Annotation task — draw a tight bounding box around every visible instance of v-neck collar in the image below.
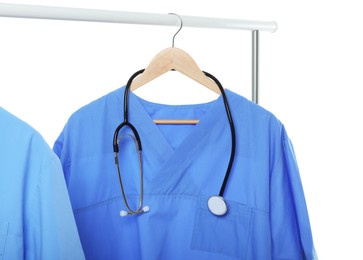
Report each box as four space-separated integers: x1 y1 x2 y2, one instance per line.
129 90 224 155
115 87 232 193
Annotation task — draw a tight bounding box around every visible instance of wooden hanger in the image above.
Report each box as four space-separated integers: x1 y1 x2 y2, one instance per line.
130 13 221 125
130 47 221 125
130 47 221 95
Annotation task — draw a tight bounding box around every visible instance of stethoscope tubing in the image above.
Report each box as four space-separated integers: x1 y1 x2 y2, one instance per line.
202 71 236 197
113 69 236 216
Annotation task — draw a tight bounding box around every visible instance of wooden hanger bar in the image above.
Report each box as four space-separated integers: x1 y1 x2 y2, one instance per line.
153 119 199 125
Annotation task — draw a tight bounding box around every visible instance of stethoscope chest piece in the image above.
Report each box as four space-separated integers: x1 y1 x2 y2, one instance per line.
208 195 227 216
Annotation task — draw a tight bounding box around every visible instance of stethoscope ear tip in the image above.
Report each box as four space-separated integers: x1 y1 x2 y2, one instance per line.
120 206 150 217
120 210 128 217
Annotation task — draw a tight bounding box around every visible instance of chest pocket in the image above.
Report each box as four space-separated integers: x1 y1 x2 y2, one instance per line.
191 200 253 259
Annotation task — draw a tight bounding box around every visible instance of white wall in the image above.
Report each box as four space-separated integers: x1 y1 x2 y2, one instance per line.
1 1 362 259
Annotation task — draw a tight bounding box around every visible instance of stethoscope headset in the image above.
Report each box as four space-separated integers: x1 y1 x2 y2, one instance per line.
112 14 236 217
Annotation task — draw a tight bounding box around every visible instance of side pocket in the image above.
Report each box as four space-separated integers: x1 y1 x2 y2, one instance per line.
191 200 253 259
0 222 23 260
0 222 9 260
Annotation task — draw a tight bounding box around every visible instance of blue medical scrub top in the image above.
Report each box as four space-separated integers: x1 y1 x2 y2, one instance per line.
54 87 317 259
0 107 85 260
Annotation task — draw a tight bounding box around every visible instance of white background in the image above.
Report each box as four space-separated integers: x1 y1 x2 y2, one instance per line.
1 1 362 259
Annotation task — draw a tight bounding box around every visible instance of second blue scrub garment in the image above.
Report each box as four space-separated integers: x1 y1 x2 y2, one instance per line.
54 87 317 259
0 107 85 260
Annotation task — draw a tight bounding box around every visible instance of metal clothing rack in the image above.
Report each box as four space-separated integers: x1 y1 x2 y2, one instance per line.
0 3 277 104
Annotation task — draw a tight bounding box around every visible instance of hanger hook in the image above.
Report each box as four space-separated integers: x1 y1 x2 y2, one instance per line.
169 13 183 48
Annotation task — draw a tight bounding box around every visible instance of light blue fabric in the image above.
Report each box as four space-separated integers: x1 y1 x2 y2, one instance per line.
0 107 85 260
54 87 317 259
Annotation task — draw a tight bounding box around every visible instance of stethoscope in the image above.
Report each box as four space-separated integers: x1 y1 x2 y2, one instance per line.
113 69 236 217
